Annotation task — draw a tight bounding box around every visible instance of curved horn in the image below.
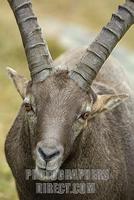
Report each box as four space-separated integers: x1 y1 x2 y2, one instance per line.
7 0 53 82
69 0 134 90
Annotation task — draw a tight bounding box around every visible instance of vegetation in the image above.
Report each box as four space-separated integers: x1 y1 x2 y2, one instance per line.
0 0 134 199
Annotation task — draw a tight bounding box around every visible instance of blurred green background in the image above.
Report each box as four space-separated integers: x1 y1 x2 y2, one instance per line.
0 0 134 199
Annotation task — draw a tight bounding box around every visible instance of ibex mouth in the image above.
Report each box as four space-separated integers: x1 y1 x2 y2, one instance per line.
35 165 59 181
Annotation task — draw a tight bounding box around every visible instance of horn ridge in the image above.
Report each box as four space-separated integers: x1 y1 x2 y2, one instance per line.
69 1 134 90
8 0 53 82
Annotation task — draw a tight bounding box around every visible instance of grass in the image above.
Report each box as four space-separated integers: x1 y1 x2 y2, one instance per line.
0 0 134 199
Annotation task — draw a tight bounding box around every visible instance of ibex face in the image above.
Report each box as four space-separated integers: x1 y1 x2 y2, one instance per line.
23 71 93 180
7 67 128 181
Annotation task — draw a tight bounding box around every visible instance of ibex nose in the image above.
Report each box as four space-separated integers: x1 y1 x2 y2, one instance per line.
38 146 61 162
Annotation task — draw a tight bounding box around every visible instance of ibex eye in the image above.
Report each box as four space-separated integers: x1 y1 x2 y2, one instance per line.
24 103 32 112
80 112 90 120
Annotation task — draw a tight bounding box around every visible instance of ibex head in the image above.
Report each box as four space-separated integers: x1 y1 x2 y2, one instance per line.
7 0 134 180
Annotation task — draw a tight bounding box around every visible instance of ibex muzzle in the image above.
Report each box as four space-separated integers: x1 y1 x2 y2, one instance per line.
35 140 64 180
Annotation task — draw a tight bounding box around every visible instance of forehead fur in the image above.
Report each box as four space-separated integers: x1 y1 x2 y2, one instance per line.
29 71 88 103
26 71 92 130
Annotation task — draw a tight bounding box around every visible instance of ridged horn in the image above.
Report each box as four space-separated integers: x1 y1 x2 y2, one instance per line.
69 0 134 90
7 0 53 82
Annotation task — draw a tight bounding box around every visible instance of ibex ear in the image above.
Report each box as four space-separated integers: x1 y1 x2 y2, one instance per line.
7 67 28 99
92 94 128 115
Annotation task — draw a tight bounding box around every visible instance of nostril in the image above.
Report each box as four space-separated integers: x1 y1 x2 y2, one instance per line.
38 147 60 161
50 150 60 158
38 147 46 161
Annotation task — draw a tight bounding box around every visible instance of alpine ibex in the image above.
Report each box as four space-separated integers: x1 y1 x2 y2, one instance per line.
5 0 134 199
